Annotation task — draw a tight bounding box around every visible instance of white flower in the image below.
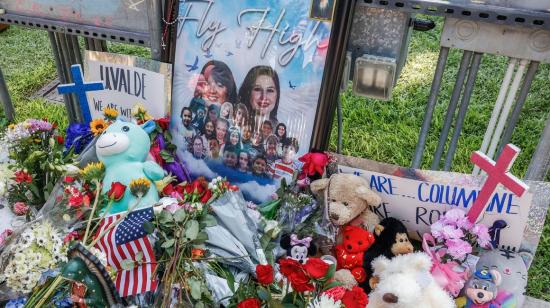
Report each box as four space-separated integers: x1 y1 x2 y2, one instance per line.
63 164 80 175
307 294 341 308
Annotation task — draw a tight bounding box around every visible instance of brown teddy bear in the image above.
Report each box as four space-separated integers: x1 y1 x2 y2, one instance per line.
310 173 381 231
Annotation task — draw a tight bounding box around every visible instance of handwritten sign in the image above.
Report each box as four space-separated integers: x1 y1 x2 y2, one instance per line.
84 51 172 120
337 165 533 250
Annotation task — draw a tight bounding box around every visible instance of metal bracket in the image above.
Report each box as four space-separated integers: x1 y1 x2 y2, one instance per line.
0 13 149 46
363 0 550 30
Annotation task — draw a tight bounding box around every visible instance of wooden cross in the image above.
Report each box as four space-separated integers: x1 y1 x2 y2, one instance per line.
467 144 529 223
57 64 104 123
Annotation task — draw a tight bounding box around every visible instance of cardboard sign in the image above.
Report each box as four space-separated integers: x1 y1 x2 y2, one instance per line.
84 51 172 120
329 154 550 252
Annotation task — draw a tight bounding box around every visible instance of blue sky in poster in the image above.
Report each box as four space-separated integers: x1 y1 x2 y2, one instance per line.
171 0 333 202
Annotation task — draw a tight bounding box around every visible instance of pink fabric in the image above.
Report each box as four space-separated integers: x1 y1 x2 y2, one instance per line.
422 233 469 297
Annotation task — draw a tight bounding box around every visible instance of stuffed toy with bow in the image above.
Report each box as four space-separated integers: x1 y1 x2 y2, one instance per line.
280 234 317 264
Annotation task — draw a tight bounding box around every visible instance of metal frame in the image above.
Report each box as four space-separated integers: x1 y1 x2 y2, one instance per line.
363 0 550 30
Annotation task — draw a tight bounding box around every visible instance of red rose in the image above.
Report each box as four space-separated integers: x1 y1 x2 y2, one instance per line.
68 193 84 207
63 231 80 244
256 264 274 285
298 152 329 177
185 179 205 196
155 117 170 130
64 176 75 183
279 258 302 278
342 286 368 308
304 258 330 279
200 189 213 203
237 298 261 308
228 184 239 191
288 270 314 292
162 183 175 196
150 143 163 164
107 182 126 201
56 135 64 145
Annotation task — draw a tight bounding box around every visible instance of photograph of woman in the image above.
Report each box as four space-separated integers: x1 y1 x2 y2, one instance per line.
220 126 242 154
233 103 249 129
201 60 238 108
220 102 234 125
238 65 280 133
275 123 287 155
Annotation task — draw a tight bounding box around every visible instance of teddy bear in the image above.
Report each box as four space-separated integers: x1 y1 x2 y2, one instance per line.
367 252 455 308
361 217 414 293
310 173 381 231
461 269 515 308
335 225 375 283
96 119 165 214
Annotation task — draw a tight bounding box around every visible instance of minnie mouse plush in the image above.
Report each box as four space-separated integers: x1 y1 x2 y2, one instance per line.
280 234 317 264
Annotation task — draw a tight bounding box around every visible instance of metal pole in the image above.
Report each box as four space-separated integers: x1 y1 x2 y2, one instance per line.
411 47 449 168
0 67 15 122
431 50 473 170
148 0 163 61
70 35 83 65
444 52 483 171
337 95 343 154
59 32 81 123
486 59 529 161
473 58 517 175
51 32 77 123
498 61 540 155
92 39 102 52
525 114 550 181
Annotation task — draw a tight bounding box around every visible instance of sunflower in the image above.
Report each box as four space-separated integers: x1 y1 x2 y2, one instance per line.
80 162 105 182
103 107 118 120
129 178 151 197
131 103 152 124
90 119 108 136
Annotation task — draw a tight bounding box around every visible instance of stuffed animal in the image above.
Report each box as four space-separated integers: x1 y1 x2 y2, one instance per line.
280 234 316 264
361 217 414 292
367 252 455 308
474 247 532 307
310 173 381 231
335 225 375 283
96 120 165 214
462 269 515 308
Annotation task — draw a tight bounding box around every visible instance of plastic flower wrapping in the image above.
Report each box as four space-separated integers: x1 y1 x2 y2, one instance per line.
0 220 67 294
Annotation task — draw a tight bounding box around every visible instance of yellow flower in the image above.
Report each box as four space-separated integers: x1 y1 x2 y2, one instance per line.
131 103 152 123
90 119 108 136
80 162 105 182
8 124 15 129
129 178 151 197
103 107 118 120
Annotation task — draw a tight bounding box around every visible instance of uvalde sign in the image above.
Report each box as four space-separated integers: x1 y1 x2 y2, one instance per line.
330 153 550 253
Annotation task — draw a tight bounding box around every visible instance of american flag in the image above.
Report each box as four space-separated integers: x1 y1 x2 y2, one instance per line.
94 207 158 297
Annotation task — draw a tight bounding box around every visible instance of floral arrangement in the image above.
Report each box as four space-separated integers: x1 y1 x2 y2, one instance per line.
5 118 77 214
231 257 368 308
0 220 67 294
429 208 491 261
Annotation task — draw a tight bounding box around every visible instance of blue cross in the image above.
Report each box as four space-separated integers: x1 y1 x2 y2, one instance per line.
57 64 104 123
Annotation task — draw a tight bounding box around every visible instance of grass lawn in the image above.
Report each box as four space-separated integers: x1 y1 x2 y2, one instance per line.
1 21 549 300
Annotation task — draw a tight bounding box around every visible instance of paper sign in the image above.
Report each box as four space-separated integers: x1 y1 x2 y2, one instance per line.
337 165 533 250
84 51 172 120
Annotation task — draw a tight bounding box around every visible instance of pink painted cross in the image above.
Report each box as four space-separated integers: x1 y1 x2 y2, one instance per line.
467 144 529 223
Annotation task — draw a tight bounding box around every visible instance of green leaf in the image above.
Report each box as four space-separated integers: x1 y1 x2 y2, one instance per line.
226 270 235 293
195 302 205 308
174 209 187 222
161 238 175 248
257 287 269 301
159 210 174 224
194 231 208 244
120 259 135 271
200 214 217 227
189 278 202 300
142 221 155 234
322 280 343 291
185 220 199 241
324 264 336 280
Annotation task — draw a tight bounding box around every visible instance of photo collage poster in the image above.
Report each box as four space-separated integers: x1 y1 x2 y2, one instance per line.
171 0 334 203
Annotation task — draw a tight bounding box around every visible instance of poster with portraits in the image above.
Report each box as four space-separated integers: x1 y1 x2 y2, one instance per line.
171 0 333 203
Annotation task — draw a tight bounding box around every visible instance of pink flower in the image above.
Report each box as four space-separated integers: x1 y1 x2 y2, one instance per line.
441 225 464 240
165 202 181 214
446 238 472 260
456 217 474 230
442 209 466 225
0 229 13 247
431 221 445 241
472 224 492 248
13 202 30 216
